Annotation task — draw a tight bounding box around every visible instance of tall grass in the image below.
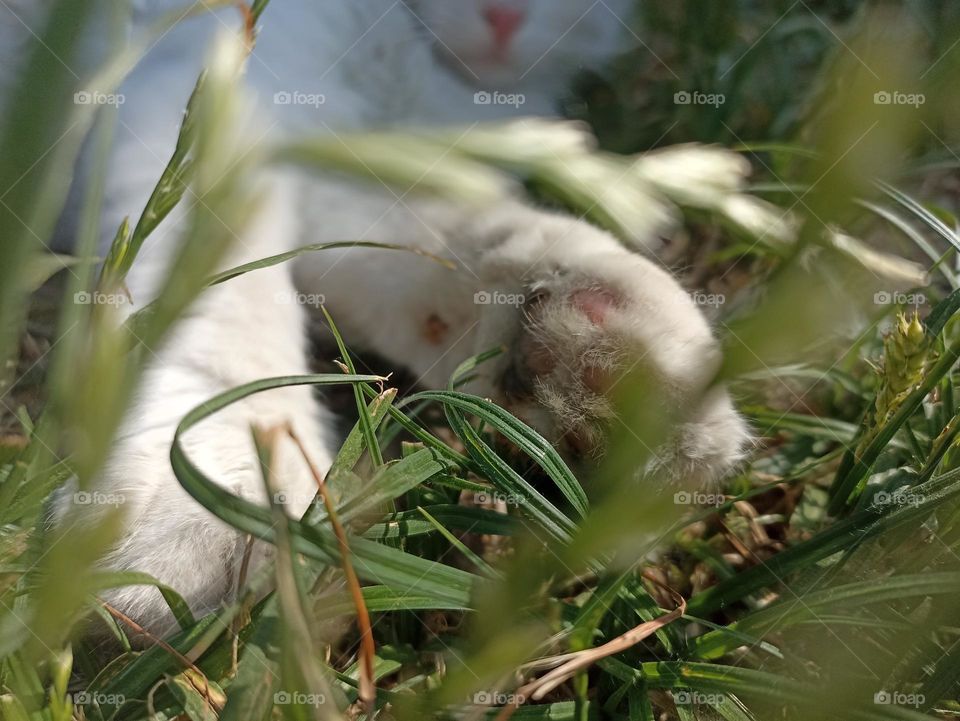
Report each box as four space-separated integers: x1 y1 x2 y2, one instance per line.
1 2 960 720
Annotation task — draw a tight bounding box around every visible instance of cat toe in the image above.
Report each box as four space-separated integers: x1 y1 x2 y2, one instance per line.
494 275 750 481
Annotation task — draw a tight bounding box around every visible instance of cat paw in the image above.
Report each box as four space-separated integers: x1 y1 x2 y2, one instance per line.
472 213 750 487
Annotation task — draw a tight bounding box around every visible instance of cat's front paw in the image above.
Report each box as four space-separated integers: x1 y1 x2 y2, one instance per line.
472 214 750 487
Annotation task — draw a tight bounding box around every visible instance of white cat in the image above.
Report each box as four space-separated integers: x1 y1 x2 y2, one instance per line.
5 0 750 636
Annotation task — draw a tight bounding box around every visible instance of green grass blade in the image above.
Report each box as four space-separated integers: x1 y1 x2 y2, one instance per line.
407 390 589 519
169 374 479 609
320 307 383 468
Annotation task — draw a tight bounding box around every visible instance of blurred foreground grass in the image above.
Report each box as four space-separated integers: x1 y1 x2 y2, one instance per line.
3 1 960 720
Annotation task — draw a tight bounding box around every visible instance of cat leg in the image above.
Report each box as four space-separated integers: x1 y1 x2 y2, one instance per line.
55 183 336 639
295 194 750 486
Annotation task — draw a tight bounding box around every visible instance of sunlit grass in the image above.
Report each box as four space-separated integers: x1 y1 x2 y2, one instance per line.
2 2 960 720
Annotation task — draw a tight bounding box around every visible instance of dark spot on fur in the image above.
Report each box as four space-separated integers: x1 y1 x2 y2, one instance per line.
423 313 449 345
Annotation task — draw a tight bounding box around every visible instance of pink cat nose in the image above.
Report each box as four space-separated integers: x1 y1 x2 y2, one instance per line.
483 5 526 49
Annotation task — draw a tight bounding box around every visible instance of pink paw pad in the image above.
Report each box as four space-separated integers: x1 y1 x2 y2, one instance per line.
568 287 621 325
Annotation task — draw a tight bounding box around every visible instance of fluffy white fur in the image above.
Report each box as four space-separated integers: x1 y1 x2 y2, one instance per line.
2 0 750 636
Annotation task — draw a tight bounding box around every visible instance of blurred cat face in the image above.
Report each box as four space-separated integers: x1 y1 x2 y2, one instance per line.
411 0 633 90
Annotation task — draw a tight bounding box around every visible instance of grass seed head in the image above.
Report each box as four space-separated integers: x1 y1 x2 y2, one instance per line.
874 311 930 428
